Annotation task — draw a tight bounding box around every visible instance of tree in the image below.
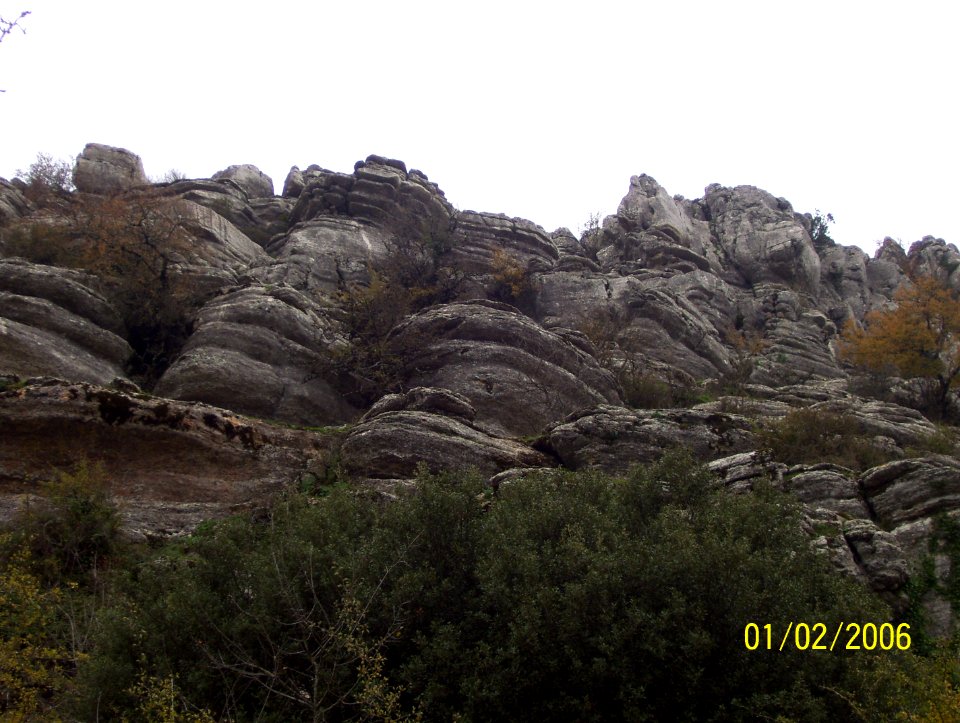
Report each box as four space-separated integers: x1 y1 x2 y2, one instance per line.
6 189 202 384
0 10 28 45
16 152 75 203
0 9 29 93
810 209 835 245
841 274 960 418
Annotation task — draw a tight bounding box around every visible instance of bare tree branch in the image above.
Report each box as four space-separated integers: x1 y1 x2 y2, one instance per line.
0 10 29 43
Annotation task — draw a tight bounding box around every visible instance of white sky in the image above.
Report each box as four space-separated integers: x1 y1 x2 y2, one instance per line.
1 1 956 252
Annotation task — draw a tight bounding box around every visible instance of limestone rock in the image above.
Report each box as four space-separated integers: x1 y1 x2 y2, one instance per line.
212 164 275 199
155 285 356 425
811 398 938 446
708 451 783 493
362 387 476 422
907 236 960 291
254 216 391 293
388 300 621 437
288 156 453 231
542 406 755 473
860 456 960 526
0 178 30 225
0 259 132 384
0 379 334 537
449 211 559 274
609 174 721 273
703 184 821 293
73 143 147 194
781 464 870 518
340 396 549 480
841 518 910 593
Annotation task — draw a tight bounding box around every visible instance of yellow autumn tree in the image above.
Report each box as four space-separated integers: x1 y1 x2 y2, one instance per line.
0 542 72 720
841 275 960 417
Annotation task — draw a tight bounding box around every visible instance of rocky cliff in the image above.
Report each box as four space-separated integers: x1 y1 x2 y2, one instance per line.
2 143 959 632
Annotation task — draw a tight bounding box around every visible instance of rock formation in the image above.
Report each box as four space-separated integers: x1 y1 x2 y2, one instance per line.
72 143 148 194
2 143 960 633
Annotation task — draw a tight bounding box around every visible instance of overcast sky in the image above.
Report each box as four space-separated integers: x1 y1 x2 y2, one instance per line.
1 1 956 252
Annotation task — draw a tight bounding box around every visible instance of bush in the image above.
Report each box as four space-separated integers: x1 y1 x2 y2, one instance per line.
4 462 121 587
15 152 74 205
756 407 896 470
71 455 944 721
490 248 538 310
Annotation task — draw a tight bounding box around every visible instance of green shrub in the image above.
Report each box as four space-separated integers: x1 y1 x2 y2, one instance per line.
756 407 897 470
3 462 121 587
72 454 946 721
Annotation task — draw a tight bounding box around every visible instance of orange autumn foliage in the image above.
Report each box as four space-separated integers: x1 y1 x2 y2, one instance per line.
841 275 960 415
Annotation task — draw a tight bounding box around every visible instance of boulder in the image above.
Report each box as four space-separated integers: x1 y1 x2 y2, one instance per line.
254 216 391 293
73 143 147 194
860 456 960 526
0 178 30 225
449 210 559 274
212 164 275 199
780 464 870 518
542 406 755 473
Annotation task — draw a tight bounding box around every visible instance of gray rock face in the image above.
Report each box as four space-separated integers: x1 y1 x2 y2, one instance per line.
155 285 356 425
388 300 621 437
543 406 755 473
840 518 910 594
362 386 476 422
0 259 132 384
781 464 870 518
340 386 549 479
0 179 30 225
704 184 821 293
212 164 275 199
286 156 453 230
907 236 960 291
449 211 559 274
608 174 721 274
73 143 147 194
255 216 390 293
861 456 960 526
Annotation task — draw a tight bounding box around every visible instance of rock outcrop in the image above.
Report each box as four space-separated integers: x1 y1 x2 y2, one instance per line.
541 406 755 472
340 386 549 480
2 142 960 637
0 259 132 384
155 285 356 425
212 164 275 200
388 300 621 437
0 379 334 538
72 143 147 194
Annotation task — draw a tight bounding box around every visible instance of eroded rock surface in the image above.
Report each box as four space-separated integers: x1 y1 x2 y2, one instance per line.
155 285 356 425
340 387 548 479
0 380 334 537
212 164 275 199
0 259 132 384
542 406 755 473
389 300 621 437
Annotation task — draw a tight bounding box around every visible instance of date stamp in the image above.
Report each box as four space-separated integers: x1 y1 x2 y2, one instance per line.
744 622 911 652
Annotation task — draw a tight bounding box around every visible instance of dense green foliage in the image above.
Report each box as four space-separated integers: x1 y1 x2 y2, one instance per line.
4 454 960 720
